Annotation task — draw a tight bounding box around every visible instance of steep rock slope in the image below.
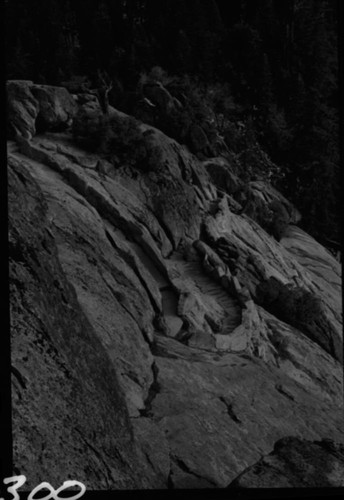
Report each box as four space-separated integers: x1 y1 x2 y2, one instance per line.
8 157 161 489
7 82 343 489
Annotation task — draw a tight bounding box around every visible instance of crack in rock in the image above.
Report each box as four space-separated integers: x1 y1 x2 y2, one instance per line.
169 455 218 488
219 396 242 424
11 365 27 390
275 384 295 401
139 362 160 418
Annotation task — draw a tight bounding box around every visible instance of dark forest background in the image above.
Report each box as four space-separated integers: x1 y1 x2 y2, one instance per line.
5 0 341 251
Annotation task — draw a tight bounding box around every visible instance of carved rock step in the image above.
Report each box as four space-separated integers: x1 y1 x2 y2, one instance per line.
176 260 242 334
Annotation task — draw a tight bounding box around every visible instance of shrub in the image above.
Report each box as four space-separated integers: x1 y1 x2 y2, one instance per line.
256 278 323 334
97 115 147 166
73 110 163 171
72 108 106 151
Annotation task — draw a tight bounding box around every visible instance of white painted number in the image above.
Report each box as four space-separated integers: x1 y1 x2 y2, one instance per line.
55 481 86 500
28 482 56 500
3 476 26 500
28 480 86 500
2 476 86 500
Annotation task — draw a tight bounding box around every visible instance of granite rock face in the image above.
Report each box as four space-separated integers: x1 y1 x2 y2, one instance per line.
7 80 77 139
7 84 343 489
8 157 161 490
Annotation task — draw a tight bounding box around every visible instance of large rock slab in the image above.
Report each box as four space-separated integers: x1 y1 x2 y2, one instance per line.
9 146 158 417
8 157 160 489
149 333 343 487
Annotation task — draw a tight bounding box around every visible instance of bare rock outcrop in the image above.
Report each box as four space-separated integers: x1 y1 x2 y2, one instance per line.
7 80 77 139
7 84 343 488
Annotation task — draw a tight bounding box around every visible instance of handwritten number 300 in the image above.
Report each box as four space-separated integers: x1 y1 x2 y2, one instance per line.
3 476 86 500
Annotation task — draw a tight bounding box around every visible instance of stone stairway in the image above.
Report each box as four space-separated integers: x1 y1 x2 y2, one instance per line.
176 260 242 334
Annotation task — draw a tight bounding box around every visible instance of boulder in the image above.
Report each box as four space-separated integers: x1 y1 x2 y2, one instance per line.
6 80 39 139
31 84 77 131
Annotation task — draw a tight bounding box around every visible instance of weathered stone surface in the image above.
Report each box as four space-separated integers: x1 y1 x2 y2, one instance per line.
228 437 344 487
8 91 343 489
260 308 343 405
31 84 77 130
8 157 159 489
131 417 170 487
149 334 343 487
281 225 342 305
11 142 160 417
7 80 39 139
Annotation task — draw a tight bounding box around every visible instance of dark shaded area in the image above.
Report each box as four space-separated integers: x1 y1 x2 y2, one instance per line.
256 277 339 360
5 0 339 248
228 436 344 487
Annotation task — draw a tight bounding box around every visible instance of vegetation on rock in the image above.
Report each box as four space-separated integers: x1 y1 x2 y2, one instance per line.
5 0 339 250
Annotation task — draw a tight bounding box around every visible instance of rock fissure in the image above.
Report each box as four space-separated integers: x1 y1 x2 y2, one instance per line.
11 365 27 390
275 384 295 402
219 396 242 424
139 362 160 418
